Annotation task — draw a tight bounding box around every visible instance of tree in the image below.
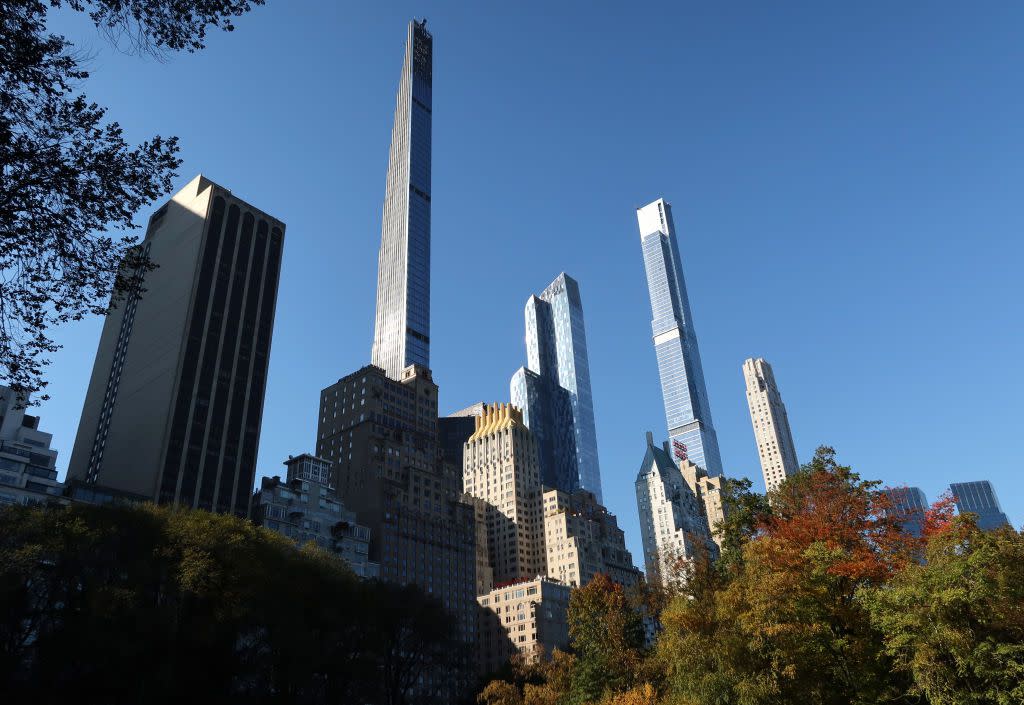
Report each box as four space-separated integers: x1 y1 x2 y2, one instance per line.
0 0 264 401
656 447 921 705
567 574 646 705
862 518 1024 705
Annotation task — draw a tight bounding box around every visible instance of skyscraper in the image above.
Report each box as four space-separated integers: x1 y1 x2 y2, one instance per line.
950 481 1011 531
511 273 603 502
371 19 433 380
67 175 284 515
743 357 800 492
636 198 723 476
883 486 929 538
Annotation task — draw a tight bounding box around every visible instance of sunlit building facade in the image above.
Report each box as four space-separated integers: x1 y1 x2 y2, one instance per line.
743 357 800 492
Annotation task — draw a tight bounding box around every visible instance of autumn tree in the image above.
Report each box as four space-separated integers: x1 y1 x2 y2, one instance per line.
0 0 264 401
862 517 1024 705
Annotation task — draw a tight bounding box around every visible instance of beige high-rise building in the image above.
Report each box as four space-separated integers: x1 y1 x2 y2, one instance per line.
680 461 727 552
543 488 642 588
743 358 800 493
476 577 570 674
462 403 546 585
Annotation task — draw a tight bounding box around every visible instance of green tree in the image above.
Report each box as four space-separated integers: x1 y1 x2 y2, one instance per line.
568 574 646 705
863 518 1024 705
1 0 264 400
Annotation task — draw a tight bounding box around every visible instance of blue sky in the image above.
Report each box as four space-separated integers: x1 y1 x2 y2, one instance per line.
40 1 1023 561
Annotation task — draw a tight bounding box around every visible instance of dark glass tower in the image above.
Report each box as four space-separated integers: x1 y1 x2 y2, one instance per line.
950 481 1011 531
67 176 285 516
370 19 433 380
511 273 603 502
636 198 724 477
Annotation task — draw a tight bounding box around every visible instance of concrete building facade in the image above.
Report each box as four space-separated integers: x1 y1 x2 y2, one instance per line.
743 358 800 492
543 488 641 588
253 454 377 578
462 403 547 586
67 175 284 516
476 577 571 675
0 386 65 507
635 432 715 585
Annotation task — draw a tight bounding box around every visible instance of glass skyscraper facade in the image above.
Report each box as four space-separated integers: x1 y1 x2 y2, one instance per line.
636 198 724 477
511 273 603 502
883 486 929 538
370 20 432 380
950 480 1011 531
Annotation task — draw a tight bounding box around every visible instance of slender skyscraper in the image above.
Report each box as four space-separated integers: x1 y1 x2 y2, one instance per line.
68 175 285 515
743 357 799 492
511 273 603 502
371 19 433 380
636 199 724 476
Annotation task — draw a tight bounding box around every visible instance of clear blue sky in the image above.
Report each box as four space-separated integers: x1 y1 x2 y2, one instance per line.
40 1 1023 562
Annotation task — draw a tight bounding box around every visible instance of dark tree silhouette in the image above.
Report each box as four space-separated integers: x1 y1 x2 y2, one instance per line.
0 0 264 402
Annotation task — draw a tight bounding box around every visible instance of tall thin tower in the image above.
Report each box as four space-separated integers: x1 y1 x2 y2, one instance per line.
743 357 799 492
371 19 433 380
636 198 724 476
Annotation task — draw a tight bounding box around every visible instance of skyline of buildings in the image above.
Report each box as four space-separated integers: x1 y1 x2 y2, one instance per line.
511 272 604 502
743 357 800 492
5 16 1018 611
636 198 725 477
66 174 285 515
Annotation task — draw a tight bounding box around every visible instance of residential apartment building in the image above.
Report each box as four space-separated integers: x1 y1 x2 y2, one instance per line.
543 488 641 588
462 403 547 585
743 357 800 492
476 577 571 675
635 198 724 477
253 454 377 578
0 386 65 507
635 432 715 584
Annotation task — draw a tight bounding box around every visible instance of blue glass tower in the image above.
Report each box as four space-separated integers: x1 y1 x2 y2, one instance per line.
883 486 929 538
511 273 603 502
950 480 1011 531
636 198 724 477
371 20 432 380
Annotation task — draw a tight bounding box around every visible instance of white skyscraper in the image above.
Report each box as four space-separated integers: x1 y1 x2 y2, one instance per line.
743 358 799 492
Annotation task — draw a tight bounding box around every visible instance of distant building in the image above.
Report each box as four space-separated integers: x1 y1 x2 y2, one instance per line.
542 488 641 588
476 577 570 675
743 358 800 492
462 403 546 585
438 402 484 470
950 481 1011 531
511 273 603 502
67 175 285 516
636 199 724 477
883 487 929 538
635 432 715 584
253 454 376 578
0 386 65 507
